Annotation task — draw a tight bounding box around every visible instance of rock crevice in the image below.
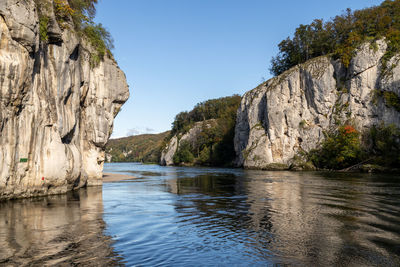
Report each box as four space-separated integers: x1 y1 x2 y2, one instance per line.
234 40 400 169
0 0 129 200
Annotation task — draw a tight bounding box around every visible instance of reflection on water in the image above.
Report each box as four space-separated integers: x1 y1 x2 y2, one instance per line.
1 163 399 266
104 163 400 266
165 171 400 266
0 187 122 266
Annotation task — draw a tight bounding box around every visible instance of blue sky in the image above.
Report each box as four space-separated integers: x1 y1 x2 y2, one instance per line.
94 0 383 138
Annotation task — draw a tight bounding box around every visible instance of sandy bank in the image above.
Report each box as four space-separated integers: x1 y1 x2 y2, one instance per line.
102 173 136 183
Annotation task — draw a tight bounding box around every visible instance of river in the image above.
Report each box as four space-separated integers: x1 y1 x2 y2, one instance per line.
1 163 399 266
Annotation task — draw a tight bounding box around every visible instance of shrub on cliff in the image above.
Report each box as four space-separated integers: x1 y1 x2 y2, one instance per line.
173 141 195 165
309 125 361 169
308 124 400 170
83 23 114 66
367 124 400 167
270 0 400 76
35 0 113 66
39 16 49 41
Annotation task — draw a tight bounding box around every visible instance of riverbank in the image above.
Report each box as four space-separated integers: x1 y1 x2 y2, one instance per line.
102 173 136 183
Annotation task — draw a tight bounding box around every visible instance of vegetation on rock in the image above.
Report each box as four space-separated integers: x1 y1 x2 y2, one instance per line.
270 0 400 76
173 141 195 165
39 16 49 41
309 125 361 170
367 124 400 167
171 95 241 135
35 0 113 66
170 95 242 166
308 124 400 170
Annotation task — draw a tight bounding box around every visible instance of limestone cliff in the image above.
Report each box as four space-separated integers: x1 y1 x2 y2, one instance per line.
235 40 400 169
0 0 129 199
160 120 216 166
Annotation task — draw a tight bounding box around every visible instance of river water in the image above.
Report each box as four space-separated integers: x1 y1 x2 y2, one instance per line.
1 163 400 266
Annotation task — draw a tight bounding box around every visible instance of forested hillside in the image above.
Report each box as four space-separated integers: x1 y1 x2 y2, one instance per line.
106 131 170 163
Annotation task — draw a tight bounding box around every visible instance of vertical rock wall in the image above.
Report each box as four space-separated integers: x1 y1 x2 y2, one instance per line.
0 0 129 199
235 40 400 169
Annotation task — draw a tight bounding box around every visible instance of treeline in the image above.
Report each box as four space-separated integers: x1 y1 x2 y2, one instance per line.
36 0 113 66
171 95 241 135
106 131 170 163
171 95 242 166
270 0 400 76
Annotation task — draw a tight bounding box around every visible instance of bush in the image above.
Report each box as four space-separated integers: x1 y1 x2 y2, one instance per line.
39 16 49 42
69 0 97 29
83 23 114 66
54 0 75 26
198 146 211 164
383 91 400 112
173 141 195 164
306 123 400 170
35 0 113 66
309 125 361 169
368 124 400 167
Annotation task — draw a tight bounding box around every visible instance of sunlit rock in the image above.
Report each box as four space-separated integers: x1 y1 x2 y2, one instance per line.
0 0 129 199
235 40 400 169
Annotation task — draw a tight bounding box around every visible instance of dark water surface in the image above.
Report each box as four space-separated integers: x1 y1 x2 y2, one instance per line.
1 163 400 266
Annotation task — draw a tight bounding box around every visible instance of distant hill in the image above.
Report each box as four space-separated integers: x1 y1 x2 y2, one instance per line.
105 131 170 163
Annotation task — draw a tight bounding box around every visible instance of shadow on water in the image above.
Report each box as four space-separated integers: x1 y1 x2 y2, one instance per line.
0 187 123 266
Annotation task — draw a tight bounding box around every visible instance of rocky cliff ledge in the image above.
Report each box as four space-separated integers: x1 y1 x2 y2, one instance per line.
0 0 129 199
235 40 400 169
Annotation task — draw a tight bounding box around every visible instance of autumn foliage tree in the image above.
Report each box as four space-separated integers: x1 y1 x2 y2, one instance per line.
310 125 361 169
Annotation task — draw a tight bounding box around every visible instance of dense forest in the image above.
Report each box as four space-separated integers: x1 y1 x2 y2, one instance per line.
170 95 242 166
106 131 170 163
270 0 400 76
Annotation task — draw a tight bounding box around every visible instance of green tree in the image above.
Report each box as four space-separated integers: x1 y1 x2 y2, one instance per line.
270 0 400 76
310 125 361 169
368 124 400 167
173 141 195 164
198 146 211 164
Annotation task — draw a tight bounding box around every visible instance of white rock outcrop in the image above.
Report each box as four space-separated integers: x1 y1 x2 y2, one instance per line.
235 40 400 169
0 0 129 199
160 120 216 165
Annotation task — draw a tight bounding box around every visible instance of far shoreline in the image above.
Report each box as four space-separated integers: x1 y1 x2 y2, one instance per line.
102 172 136 183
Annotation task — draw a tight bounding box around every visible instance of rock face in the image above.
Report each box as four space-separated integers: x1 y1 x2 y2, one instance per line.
0 0 129 199
160 120 215 165
160 136 178 166
235 40 400 169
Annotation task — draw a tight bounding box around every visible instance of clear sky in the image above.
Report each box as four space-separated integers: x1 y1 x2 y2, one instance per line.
94 0 383 138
